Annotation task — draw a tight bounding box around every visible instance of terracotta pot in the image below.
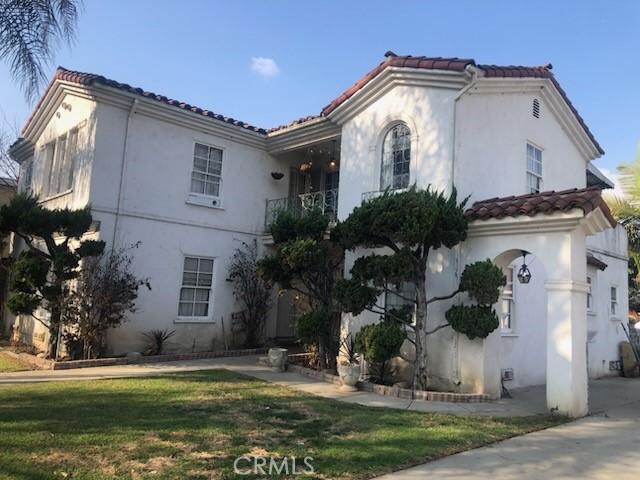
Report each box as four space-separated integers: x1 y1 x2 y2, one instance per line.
268 348 288 372
338 363 361 391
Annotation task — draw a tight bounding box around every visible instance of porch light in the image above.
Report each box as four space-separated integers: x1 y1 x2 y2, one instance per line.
300 162 312 173
270 171 284 180
517 251 532 284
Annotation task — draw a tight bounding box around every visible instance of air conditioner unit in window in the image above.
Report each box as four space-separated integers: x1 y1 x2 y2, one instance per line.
501 368 514 381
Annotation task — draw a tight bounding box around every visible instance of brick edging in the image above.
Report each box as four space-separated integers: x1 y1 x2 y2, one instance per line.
287 363 490 403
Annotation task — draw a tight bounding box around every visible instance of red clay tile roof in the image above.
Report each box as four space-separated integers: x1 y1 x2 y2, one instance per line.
587 253 608 270
465 186 616 226
321 52 603 155
25 67 268 135
22 54 603 154
321 53 474 116
267 115 322 133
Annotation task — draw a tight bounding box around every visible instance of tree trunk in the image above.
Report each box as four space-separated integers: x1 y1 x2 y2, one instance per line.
412 275 428 390
47 307 61 359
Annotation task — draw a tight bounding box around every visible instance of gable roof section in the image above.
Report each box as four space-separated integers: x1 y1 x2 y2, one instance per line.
320 52 603 155
321 53 474 116
465 186 616 227
23 67 268 136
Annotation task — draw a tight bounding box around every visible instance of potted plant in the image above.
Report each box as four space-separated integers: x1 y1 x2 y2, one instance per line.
337 335 360 391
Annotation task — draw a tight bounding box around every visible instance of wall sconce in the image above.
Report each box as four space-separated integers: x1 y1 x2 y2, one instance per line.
271 172 284 180
517 251 532 284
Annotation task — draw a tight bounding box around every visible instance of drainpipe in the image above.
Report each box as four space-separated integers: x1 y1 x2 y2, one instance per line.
450 66 480 385
111 99 138 251
450 65 480 193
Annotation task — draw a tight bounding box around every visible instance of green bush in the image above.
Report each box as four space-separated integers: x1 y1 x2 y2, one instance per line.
355 320 405 384
459 260 506 304
445 305 499 340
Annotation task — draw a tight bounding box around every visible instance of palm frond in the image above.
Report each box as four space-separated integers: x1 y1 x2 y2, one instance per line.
0 0 82 101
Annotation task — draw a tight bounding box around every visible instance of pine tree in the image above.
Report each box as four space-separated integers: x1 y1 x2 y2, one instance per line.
334 186 505 390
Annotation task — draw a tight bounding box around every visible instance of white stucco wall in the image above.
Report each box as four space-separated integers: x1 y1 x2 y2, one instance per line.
455 92 587 203
585 225 629 378
89 102 288 353
337 84 457 220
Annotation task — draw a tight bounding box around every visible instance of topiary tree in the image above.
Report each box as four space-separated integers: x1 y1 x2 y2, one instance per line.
0 194 105 357
258 209 344 371
354 320 405 385
334 186 505 390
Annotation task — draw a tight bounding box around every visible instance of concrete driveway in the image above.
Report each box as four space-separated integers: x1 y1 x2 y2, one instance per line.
375 377 640 480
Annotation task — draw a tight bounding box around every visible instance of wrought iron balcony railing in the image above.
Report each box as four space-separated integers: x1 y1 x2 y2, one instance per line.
265 189 338 231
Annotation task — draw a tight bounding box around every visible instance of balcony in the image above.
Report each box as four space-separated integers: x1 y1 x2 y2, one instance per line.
265 189 338 231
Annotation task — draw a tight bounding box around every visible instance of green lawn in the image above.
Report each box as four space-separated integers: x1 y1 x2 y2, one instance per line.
0 370 565 480
0 351 31 373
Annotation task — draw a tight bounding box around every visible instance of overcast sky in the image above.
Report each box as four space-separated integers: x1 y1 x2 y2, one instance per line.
1 0 638 177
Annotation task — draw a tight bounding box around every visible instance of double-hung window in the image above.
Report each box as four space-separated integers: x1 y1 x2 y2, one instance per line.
526 143 543 194
178 256 214 318
191 143 222 199
610 286 618 316
21 161 33 193
41 127 79 198
586 276 594 313
501 267 515 332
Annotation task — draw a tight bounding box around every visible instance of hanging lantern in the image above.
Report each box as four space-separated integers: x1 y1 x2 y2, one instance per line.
517 251 532 284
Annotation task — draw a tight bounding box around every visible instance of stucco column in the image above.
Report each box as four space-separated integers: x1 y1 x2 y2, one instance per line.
544 280 589 417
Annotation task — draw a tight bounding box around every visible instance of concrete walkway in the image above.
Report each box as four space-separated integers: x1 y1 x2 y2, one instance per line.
375 378 640 480
0 354 551 415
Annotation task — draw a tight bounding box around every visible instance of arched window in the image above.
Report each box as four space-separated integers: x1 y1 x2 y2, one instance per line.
380 123 411 190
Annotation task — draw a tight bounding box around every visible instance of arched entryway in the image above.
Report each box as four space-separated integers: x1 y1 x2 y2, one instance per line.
459 190 616 417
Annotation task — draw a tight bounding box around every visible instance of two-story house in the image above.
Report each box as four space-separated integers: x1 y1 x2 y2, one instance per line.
8 52 627 416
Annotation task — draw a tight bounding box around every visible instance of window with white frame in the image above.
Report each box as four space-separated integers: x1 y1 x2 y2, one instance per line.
178 256 214 317
610 286 618 316
21 160 33 193
385 281 416 323
526 143 543 194
501 267 515 332
586 276 594 313
380 124 411 191
191 143 222 198
41 127 79 198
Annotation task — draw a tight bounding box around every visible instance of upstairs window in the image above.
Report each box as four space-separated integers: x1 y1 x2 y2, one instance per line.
178 256 214 317
41 127 79 198
526 143 543 194
381 124 411 191
20 160 33 193
191 143 222 198
610 286 618 316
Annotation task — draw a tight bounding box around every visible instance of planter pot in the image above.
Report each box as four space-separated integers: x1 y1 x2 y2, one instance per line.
268 348 288 372
338 363 361 391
